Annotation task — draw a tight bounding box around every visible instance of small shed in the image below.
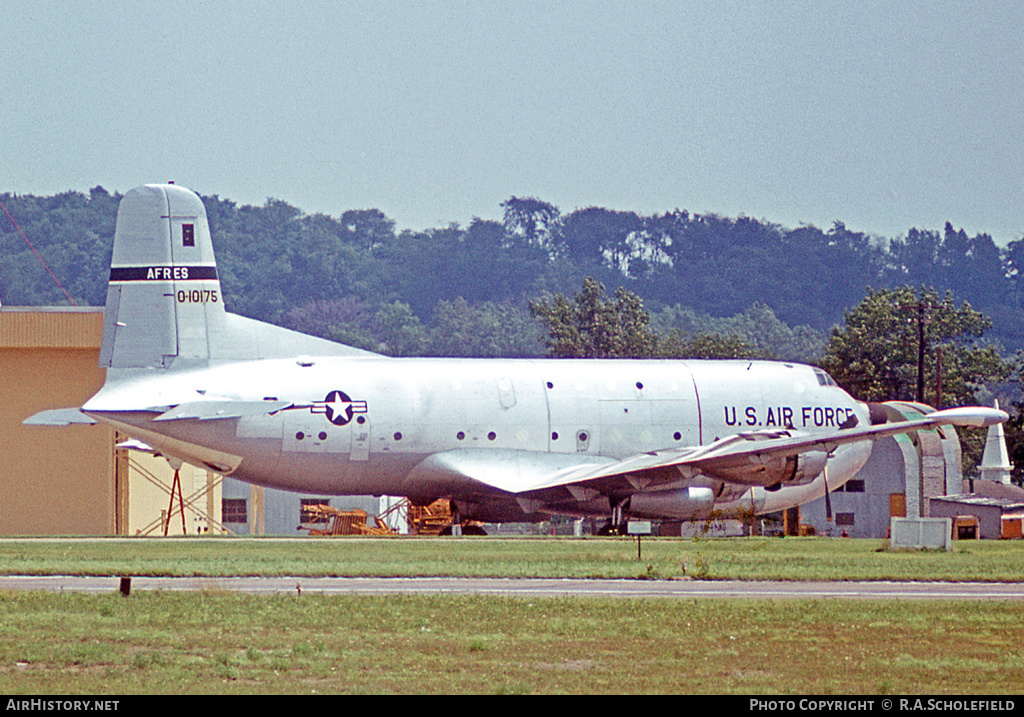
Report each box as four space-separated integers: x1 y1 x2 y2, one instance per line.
929 494 1024 540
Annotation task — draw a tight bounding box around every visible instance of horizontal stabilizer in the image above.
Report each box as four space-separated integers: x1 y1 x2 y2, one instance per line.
23 408 97 426
116 438 156 452
153 399 292 421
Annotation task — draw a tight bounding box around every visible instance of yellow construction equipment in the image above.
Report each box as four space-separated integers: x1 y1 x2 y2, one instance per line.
407 499 486 535
407 499 454 535
299 505 395 536
300 499 483 536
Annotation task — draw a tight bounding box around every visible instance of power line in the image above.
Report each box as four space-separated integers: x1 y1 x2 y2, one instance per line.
0 198 76 306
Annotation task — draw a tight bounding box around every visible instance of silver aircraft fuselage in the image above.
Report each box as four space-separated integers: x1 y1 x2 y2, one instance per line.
85 355 872 522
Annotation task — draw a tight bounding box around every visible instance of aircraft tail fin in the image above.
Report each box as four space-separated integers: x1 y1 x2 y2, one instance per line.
99 184 378 370
100 184 223 369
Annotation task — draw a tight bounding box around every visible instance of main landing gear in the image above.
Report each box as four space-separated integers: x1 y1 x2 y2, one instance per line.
439 523 488 536
597 502 628 536
439 501 488 536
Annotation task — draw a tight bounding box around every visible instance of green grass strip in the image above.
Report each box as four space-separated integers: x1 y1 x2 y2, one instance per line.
1 591 1022 694
1 536 1023 582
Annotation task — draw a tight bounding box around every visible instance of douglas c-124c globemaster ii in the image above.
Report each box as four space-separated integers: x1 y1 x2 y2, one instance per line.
26 184 1007 534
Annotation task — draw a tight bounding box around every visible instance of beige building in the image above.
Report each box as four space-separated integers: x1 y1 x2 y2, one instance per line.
0 307 224 536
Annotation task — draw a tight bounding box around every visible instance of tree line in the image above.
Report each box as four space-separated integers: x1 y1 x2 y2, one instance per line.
3 187 1022 353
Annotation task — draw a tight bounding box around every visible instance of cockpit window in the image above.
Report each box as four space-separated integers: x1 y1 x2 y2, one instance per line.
813 369 837 387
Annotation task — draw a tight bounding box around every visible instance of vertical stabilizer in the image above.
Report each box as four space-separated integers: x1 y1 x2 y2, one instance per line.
99 184 224 368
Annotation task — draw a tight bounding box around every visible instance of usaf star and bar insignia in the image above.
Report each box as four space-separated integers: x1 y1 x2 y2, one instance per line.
309 390 368 426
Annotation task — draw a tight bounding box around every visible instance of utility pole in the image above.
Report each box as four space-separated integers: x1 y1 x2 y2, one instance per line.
895 290 935 405
916 300 926 403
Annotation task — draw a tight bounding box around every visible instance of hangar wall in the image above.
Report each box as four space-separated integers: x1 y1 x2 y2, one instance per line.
125 450 224 536
0 307 116 535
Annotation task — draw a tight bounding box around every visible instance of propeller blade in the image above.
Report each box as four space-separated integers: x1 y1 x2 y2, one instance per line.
823 467 833 522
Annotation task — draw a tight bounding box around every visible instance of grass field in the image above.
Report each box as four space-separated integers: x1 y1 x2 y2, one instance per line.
1 535 1023 582
2 536 1023 694
2 591 1023 694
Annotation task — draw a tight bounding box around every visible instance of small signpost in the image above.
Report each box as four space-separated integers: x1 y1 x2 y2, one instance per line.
627 520 652 560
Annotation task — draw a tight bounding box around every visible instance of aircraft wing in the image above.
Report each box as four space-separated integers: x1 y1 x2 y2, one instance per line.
534 405 1006 492
430 405 1007 499
116 438 156 452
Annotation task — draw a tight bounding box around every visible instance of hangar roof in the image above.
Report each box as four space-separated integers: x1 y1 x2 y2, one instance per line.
931 494 1024 512
0 307 103 349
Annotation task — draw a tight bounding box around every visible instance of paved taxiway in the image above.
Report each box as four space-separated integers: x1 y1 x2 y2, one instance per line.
2 575 1024 599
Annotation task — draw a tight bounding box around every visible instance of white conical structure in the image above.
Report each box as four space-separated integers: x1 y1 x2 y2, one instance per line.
979 400 1013 484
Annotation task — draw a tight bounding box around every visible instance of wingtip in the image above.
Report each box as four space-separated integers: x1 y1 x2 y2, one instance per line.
929 406 1009 428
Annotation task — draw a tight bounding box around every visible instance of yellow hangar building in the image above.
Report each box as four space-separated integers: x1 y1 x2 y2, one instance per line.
0 306 223 536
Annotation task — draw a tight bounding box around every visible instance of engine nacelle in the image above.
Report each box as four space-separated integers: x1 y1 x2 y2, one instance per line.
628 487 715 520
705 448 832 489
783 450 829 486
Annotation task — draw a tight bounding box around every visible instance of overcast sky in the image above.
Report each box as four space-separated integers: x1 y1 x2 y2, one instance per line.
4 1 1023 244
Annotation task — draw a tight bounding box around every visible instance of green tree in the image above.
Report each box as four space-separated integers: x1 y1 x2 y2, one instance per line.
373 301 427 356
657 330 765 359
340 208 395 250
565 208 643 269
652 302 827 363
428 298 544 357
820 287 1011 407
279 297 379 351
501 196 559 252
529 277 659 358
